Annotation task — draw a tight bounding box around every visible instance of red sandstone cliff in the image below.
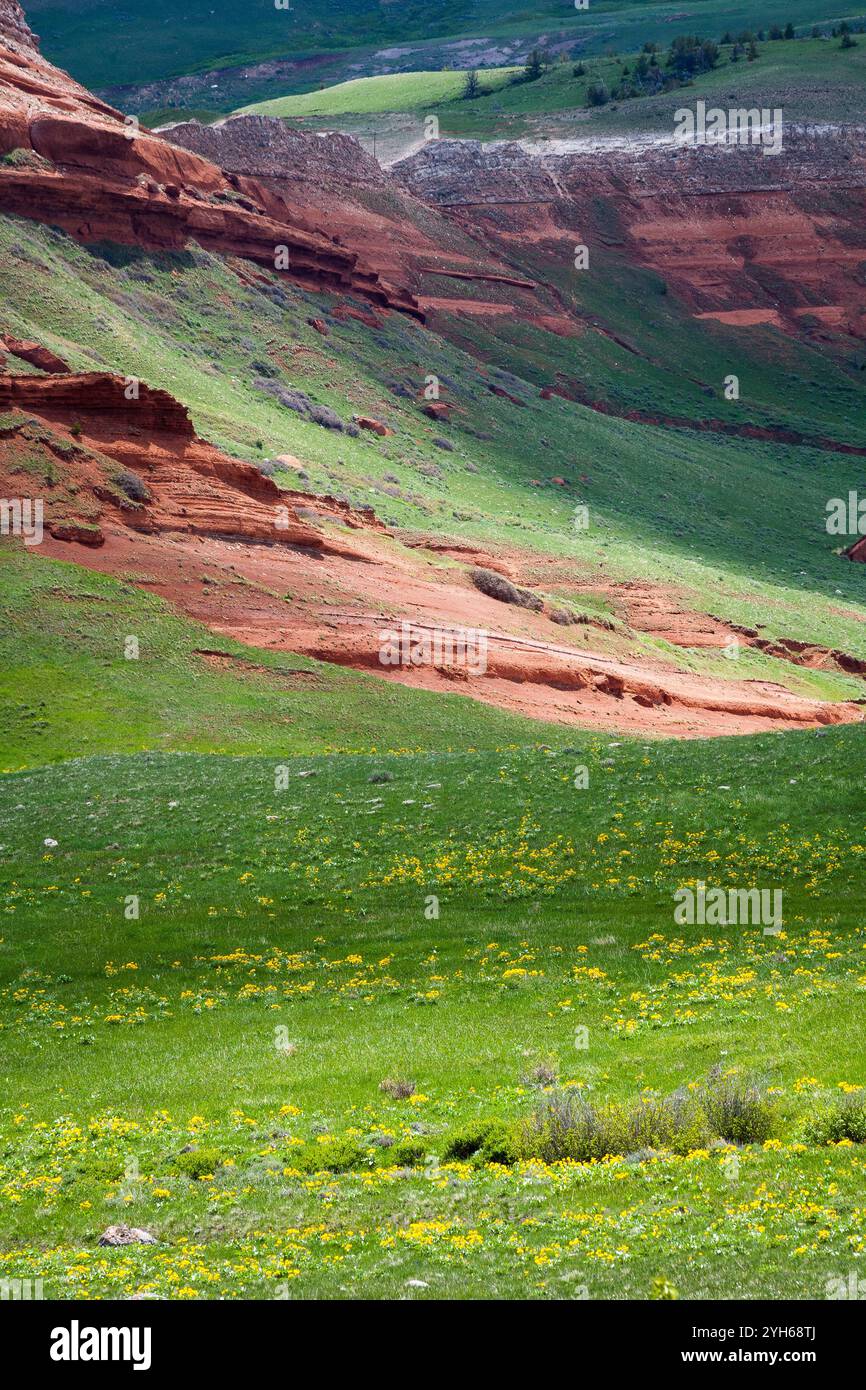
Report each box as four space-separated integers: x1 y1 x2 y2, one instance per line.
394 134 866 340
164 115 558 324
0 0 35 52
0 6 421 317
0 370 383 553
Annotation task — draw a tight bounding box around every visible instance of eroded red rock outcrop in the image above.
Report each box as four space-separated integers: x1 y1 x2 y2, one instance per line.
1 333 69 372
0 370 383 554
164 115 555 323
394 132 866 340
0 7 422 317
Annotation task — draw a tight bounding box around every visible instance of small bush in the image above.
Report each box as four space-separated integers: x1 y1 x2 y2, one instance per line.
801 1093 866 1145
442 1119 494 1161
379 1076 416 1100
1 148 52 171
252 378 347 431
114 469 151 503
471 567 543 610
700 1069 776 1144
441 1118 518 1165
293 1136 368 1174
171 1147 224 1179
381 1137 427 1167
521 1056 559 1087
475 1121 519 1165
308 402 344 431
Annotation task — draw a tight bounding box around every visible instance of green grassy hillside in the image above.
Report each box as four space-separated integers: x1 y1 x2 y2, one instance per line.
245 36 866 139
0 545 584 771
26 0 866 109
239 68 518 119
3 212 866 681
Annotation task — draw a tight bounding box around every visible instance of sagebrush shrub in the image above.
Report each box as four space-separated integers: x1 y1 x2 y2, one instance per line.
471 567 542 610
700 1069 776 1144
114 469 151 503
801 1093 866 1145
379 1076 416 1100
519 1087 712 1163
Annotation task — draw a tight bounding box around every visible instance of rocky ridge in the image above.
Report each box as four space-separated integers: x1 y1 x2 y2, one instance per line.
0 8 421 317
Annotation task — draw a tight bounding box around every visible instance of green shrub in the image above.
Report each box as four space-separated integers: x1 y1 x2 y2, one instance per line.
170 1146 224 1179
801 1093 866 1145
474 1120 519 1166
292 1136 368 1174
380 1137 427 1167
700 1069 776 1144
441 1117 517 1165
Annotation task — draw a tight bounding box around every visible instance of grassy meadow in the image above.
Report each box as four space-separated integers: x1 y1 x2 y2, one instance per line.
239 68 520 119
1 729 865 1298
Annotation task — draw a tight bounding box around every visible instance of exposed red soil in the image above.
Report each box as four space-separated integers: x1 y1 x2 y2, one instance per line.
697 308 784 328
595 580 744 648
37 520 864 737
417 296 516 317
0 21 421 318
395 135 866 345
1 333 69 372
7 369 860 740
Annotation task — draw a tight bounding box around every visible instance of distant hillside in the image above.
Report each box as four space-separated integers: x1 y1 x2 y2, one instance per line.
236 36 866 141
24 0 866 116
